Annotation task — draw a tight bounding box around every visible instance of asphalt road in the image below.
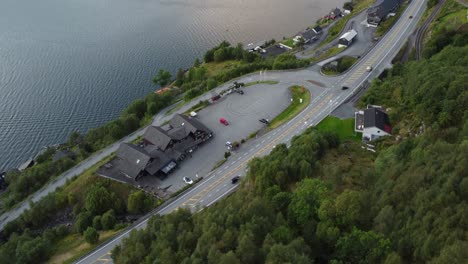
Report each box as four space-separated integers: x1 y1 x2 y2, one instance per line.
75 0 427 263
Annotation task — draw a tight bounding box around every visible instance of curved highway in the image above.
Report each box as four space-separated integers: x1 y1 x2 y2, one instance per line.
75 0 427 263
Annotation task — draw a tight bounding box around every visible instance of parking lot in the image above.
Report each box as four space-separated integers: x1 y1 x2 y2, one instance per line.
136 83 291 193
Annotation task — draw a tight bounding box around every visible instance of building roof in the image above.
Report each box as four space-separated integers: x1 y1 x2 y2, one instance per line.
145 152 171 175
169 114 211 135
368 0 402 16
144 126 173 151
300 29 317 41
331 8 342 16
167 126 189 140
340 29 358 42
312 26 323 34
363 108 390 131
116 143 151 178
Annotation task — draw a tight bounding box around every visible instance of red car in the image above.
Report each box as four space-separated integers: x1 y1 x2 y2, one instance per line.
220 118 229 126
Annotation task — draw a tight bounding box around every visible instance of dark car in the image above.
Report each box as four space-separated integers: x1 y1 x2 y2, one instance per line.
259 118 269 124
211 95 221 101
341 86 349 90
409 15 413 19
237 89 244 95
231 176 241 184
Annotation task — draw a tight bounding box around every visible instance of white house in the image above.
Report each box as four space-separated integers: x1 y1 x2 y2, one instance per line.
355 106 392 142
338 29 358 48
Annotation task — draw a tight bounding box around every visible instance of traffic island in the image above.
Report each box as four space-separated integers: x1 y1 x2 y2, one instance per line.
268 85 311 129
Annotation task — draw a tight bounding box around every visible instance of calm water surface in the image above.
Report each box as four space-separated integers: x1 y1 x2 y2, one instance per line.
0 0 343 170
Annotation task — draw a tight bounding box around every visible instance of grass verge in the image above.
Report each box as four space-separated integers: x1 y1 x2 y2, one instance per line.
268 86 311 129
321 56 358 76
49 229 124 264
315 116 361 142
183 100 210 115
244 80 279 87
211 159 227 171
280 39 295 48
311 47 345 63
165 99 186 116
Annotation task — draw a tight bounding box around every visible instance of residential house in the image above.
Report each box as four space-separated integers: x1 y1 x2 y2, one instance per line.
367 0 403 26
355 106 392 142
338 29 358 48
329 8 343 19
312 25 323 34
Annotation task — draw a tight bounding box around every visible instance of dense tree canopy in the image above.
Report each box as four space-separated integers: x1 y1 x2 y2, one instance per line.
112 42 467 263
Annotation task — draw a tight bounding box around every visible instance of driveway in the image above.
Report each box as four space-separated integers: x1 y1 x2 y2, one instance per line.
298 11 377 63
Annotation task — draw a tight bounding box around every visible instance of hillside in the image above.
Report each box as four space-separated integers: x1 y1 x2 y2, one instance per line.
111 42 467 263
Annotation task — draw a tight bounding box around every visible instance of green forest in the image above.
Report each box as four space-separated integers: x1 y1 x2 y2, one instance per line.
111 27 468 264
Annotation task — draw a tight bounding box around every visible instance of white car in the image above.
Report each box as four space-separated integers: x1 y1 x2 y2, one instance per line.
366 66 373 72
190 111 197 117
183 177 193 184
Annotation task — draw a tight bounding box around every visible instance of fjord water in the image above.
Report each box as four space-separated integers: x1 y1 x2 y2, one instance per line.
0 0 343 170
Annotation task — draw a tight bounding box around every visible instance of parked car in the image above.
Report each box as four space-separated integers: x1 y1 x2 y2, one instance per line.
211 95 221 101
190 111 197 117
220 118 229 126
341 86 349 90
259 118 269 124
183 177 193 184
231 176 241 184
237 89 244 95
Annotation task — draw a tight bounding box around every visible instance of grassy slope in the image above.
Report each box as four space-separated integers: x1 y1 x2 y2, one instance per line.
315 116 361 142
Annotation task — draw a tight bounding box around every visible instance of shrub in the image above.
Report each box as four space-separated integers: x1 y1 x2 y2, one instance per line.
84 227 99 244
101 209 116 230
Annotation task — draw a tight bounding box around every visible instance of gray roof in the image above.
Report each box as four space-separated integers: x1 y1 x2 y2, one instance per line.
144 126 173 151
364 108 389 131
368 0 402 16
331 8 342 15
300 29 317 41
340 30 358 42
145 149 171 175
312 26 322 34
169 114 211 135
167 126 189 140
116 143 151 178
